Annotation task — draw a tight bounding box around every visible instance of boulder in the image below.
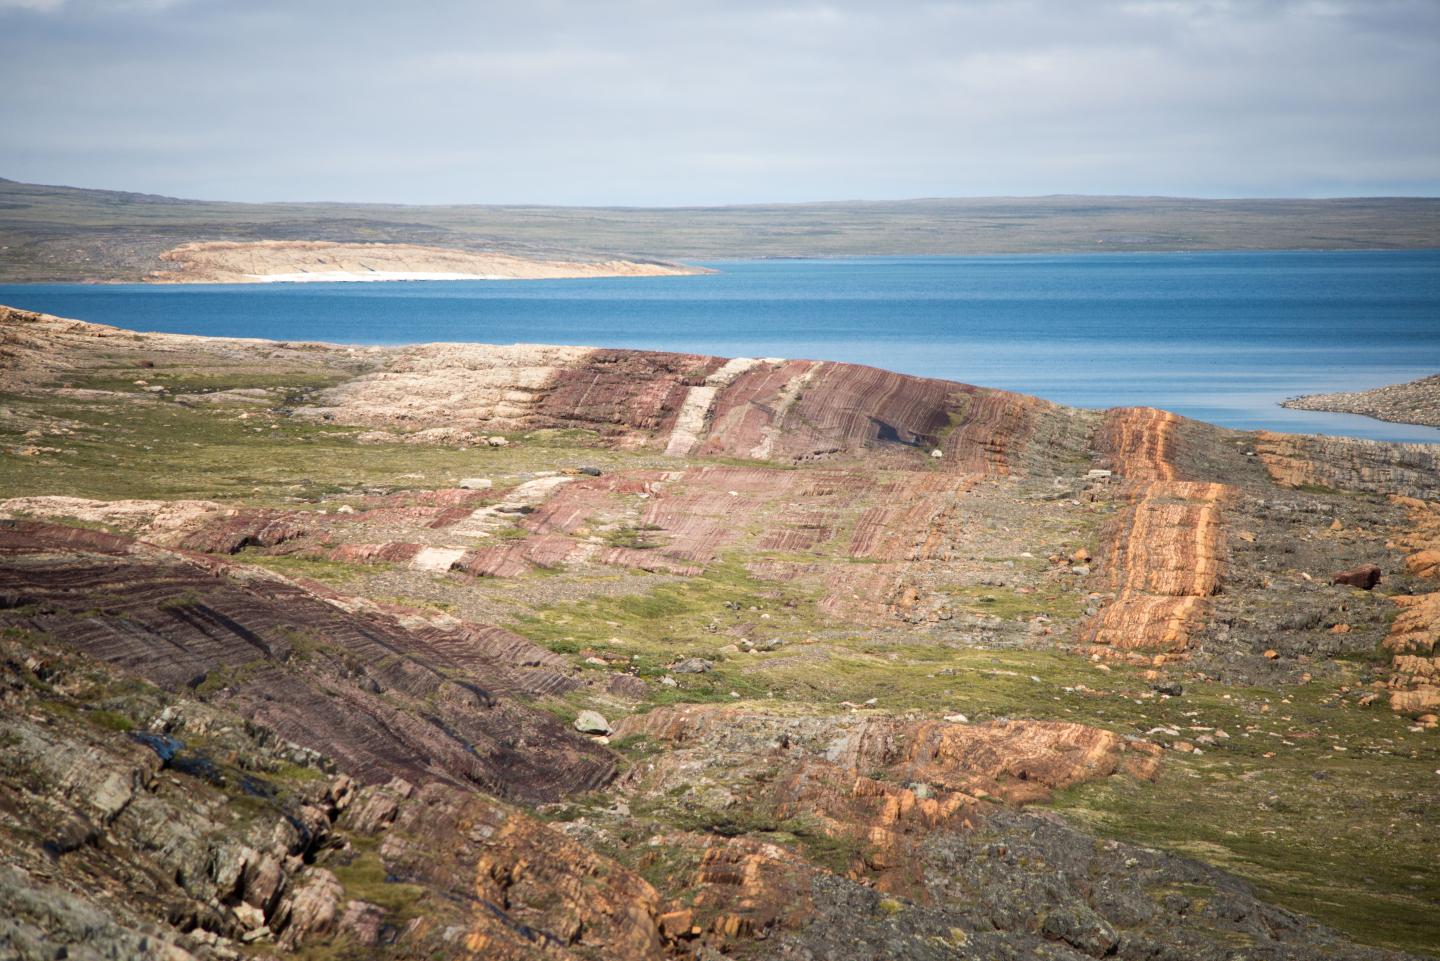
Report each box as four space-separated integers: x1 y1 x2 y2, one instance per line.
574 710 612 735
277 870 343 948
670 657 714 674
1331 565 1381 590
457 477 493 490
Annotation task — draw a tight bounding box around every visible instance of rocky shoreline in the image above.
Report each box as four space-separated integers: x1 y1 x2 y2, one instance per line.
1283 374 1440 428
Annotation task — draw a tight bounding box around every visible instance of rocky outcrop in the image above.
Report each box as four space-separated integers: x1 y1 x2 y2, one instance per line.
147 240 706 283
0 520 611 802
1094 406 1184 480
1381 497 1440 717
377 783 668 960
294 341 1094 474
1283 374 1440 428
1256 430 1440 500
0 630 680 961
1082 411 1233 656
0 303 379 391
615 706 1159 891
0 632 359 957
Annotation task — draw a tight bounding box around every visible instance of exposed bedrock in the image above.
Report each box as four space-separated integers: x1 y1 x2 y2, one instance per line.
296 343 1099 474
775 807 1423 961
1256 430 1440 501
1081 409 1236 659
614 705 1160 896
1382 497 1440 717
5 306 1440 959
3 633 1422 961
608 706 1418 960
0 303 380 391
379 782 670 960
0 632 676 961
0 519 613 803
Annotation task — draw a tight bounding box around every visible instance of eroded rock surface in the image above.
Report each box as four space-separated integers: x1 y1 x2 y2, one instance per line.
2 305 1437 960
0 519 612 801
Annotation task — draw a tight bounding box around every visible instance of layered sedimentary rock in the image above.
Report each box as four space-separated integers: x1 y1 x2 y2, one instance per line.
615 706 1159 893
1256 430 1440 501
376 783 668 960
1081 409 1233 656
295 342 1094 473
1094 406 1183 480
148 240 706 283
0 520 611 802
1382 497 1440 716
5 304 1438 961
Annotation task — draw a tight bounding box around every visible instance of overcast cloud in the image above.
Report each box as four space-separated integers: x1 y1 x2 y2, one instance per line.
1 0 1436 204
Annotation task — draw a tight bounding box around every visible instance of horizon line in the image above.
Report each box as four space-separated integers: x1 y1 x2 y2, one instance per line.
5 176 1440 211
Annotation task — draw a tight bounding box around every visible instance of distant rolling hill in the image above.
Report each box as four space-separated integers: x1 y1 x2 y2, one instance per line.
1 176 1438 281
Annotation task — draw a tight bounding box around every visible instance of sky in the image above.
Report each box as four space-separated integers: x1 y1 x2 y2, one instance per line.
1 0 1437 205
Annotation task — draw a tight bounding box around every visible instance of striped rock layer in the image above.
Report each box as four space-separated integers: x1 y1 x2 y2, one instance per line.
0 519 611 803
298 347 1094 474
1080 408 1233 657
1383 497 1440 717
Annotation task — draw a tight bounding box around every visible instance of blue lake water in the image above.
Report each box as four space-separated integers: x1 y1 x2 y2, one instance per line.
3 251 1438 442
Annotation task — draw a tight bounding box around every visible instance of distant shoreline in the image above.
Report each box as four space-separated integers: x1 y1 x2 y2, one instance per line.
5 177 1439 284
1283 375 1440 429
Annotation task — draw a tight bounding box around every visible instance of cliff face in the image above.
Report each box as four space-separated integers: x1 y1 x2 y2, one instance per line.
2 305 1438 960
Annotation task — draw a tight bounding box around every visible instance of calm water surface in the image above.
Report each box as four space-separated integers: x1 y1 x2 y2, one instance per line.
3 251 1437 442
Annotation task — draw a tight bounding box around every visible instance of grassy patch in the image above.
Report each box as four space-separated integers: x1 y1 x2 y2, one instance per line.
85 709 134 732
237 552 391 586
329 840 426 919
70 367 347 398
602 524 665 550
0 388 675 504
941 584 1084 620
1050 673 1440 956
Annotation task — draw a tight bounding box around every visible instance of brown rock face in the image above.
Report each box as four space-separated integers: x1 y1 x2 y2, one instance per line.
1080 409 1236 657
1255 431 1440 501
1380 498 1440 716
688 838 820 944
616 706 1158 893
0 520 611 802
7 305 1439 961
1095 407 1184 480
376 784 667 960
294 340 1093 474
1081 480 1230 655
